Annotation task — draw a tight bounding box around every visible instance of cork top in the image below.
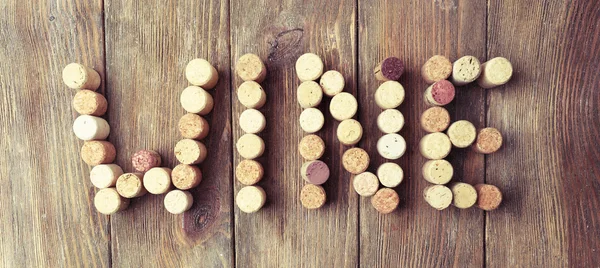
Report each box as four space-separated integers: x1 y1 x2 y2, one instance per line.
297 81 323 108
131 150 161 173
116 173 145 198
143 167 172 194
237 81 266 109
178 113 209 140
298 134 325 160
475 127 503 154
377 133 407 160
337 119 363 146
452 56 481 84
185 58 218 88
236 186 267 213
329 92 358 121
423 185 453 210
342 148 370 174
482 57 513 85
475 184 502 210
72 90 107 116
81 141 116 166
375 81 405 109
295 53 324 82
420 107 450 133
429 80 455 105
419 132 452 160
236 53 266 82
377 162 404 188
180 86 213 115
447 120 477 148
299 108 325 133
371 188 400 214
301 160 330 185
172 164 202 190
164 190 194 214
377 57 404 81
236 133 265 159
175 139 207 164
319 70 345 96
421 55 452 83
352 172 380 197
239 109 266 134
94 188 126 215
62 63 101 90
236 160 264 185
300 184 326 209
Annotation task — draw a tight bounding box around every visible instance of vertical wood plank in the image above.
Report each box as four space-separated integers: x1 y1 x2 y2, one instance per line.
104 0 232 266
230 0 358 266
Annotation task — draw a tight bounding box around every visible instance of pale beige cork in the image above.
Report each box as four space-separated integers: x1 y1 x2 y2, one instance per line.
377 162 404 188
377 109 405 134
421 55 452 84
474 184 503 211
329 92 358 121
374 81 405 109
236 53 267 83
352 172 380 197
174 139 207 165
62 63 101 90
172 164 202 190
450 56 481 86
295 53 324 82
298 134 325 161
236 185 267 213
419 132 452 160
236 133 265 159
81 141 116 166
94 188 129 215
420 107 451 133
377 133 407 160
319 70 345 96
477 57 513 89
178 113 209 140
337 119 363 146
180 86 214 115
116 173 147 198
185 58 219 89
236 159 264 185
143 167 173 194
422 159 453 185
73 115 110 141
237 81 267 109
299 108 325 133
447 120 477 148
473 127 503 154
297 81 323 108
342 148 370 175
423 185 453 210
371 188 400 214
300 184 326 209
449 182 477 209
164 190 194 214
90 164 123 189
239 109 266 134
72 90 107 116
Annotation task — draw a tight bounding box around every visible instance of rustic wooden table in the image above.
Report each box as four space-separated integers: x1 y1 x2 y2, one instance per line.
1 0 598 267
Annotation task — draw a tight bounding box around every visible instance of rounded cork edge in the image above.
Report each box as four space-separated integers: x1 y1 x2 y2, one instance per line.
474 184 503 211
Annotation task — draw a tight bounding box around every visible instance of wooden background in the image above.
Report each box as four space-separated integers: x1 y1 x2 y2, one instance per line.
0 0 598 267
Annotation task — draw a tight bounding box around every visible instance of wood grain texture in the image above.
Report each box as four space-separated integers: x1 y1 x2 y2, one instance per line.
0 0 109 267
486 1 600 267
358 0 485 267
230 0 358 266
104 0 232 266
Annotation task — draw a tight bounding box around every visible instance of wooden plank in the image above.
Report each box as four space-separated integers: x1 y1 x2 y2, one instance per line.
230 0 358 266
104 0 232 266
486 1 600 267
0 0 109 266
358 0 486 267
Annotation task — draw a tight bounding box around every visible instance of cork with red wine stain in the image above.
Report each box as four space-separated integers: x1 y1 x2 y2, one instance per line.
424 80 455 106
374 57 404 81
132 150 161 173
301 160 330 185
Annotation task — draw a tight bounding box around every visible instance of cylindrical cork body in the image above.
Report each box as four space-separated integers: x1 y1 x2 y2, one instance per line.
72 90 108 116
185 58 219 89
352 172 380 197
116 173 147 198
374 81 405 109
447 120 477 148
319 70 345 96
236 160 264 185
172 164 202 190
237 81 267 109
474 184 502 211
377 162 404 188
450 56 481 86
131 150 161 173
180 86 214 115
342 148 370 174
164 190 194 214
174 139 207 165
337 119 363 146
421 55 452 84
236 53 267 83
420 107 451 133
377 109 405 134
473 127 503 154
300 184 326 209
178 113 210 140
449 182 478 209
299 108 325 133
423 185 453 210
424 80 455 106
419 132 452 160
81 141 116 166
374 57 404 81
297 81 323 108
329 92 358 121
236 185 267 213
239 109 266 134
377 133 407 160
236 133 265 159
90 164 123 189
422 159 453 185
73 115 110 141
62 63 101 90
298 134 325 161
477 57 513 89
296 53 324 82
371 188 400 214
301 160 330 185
94 188 129 215
143 167 172 194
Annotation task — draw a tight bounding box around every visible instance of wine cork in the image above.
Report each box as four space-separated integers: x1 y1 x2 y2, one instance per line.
81 141 116 166
236 160 264 185
374 57 404 81
300 184 326 209
374 81 405 109
185 58 219 89
72 90 108 116
319 70 345 96
377 109 405 134
295 53 324 82
90 164 123 189
172 164 202 190
239 109 266 134
62 63 101 90
174 139 207 165
473 127 503 154
143 167 172 194
178 113 209 140
94 188 129 215
342 148 370 175
419 132 452 160
377 162 404 188
180 86 214 115
116 173 147 198
423 185 453 210
131 150 161 173
477 57 513 89
449 182 477 209
235 53 267 83
474 184 503 211
422 159 453 185
450 56 481 86
336 119 363 146
164 190 194 214
420 107 451 133
424 80 455 106
421 55 452 84
301 160 330 185
72 115 110 141
377 133 407 160
371 188 400 214
237 81 267 109
299 108 325 133
329 92 358 121
447 120 477 148
236 133 265 159
352 172 379 197
236 185 267 213
297 81 323 108
298 134 325 161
